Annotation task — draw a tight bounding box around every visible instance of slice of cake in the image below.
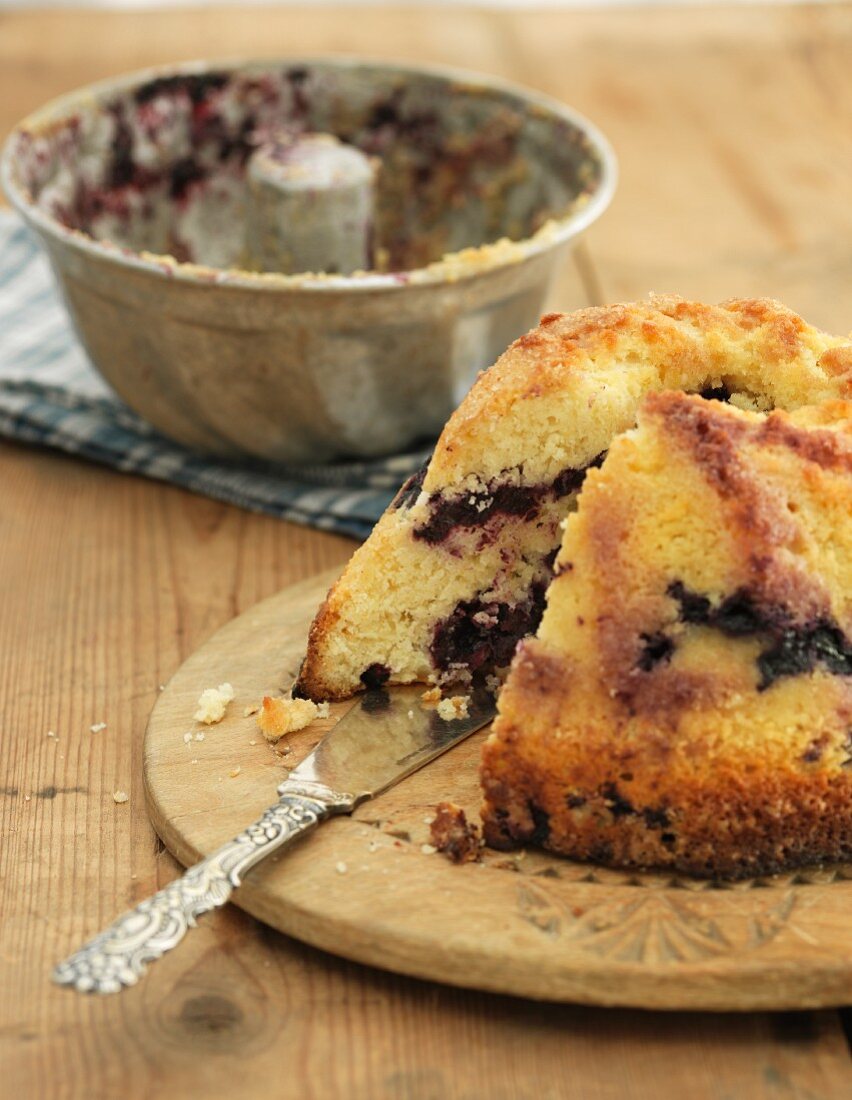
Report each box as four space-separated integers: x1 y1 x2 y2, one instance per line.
295 297 852 701
480 391 852 878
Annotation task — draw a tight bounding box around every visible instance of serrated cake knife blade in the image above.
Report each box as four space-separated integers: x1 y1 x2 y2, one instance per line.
52 685 495 994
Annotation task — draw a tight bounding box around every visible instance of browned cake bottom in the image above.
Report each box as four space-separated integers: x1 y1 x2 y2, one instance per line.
481 721 852 879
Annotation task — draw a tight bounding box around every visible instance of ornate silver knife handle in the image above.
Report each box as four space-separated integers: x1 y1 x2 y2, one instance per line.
52 780 355 994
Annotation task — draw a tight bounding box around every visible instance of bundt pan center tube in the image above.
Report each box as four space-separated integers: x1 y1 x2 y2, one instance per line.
1 58 616 464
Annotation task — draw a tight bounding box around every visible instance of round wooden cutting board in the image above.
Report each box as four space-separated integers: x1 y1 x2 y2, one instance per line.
145 569 852 1011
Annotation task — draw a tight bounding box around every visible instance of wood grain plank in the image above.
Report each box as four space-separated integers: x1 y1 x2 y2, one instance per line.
500 3 852 328
0 446 353 1097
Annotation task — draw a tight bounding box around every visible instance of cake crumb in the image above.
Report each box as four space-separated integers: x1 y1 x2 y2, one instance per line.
243 703 260 718
113 790 129 804
420 843 438 855
436 695 470 721
229 766 241 778
407 709 415 719
46 730 57 740
316 701 331 719
336 861 348 874
430 801 482 864
183 731 192 744
194 683 235 725
89 722 107 734
485 674 503 696
249 739 257 746
195 732 205 742
258 695 318 742
421 687 441 704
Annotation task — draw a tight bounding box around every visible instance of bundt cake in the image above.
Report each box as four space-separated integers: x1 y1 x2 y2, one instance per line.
295 297 852 701
480 391 852 878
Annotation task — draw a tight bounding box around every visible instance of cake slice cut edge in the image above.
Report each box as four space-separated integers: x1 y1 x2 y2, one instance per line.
480 391 852 879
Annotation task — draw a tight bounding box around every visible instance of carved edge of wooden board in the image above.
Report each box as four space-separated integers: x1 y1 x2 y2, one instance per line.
144 569 852 1010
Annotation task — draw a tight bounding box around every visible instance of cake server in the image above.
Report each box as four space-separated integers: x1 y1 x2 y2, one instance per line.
52 685 495 994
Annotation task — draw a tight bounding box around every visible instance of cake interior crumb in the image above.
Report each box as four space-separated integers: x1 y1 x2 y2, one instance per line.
257 695 319 742
194 682 235 725
436 695 470 721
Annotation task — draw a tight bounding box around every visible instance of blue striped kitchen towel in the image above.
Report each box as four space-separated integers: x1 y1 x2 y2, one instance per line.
0 214 430 540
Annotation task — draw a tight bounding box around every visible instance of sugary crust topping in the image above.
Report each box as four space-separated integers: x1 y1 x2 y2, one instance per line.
426 296 851 490
819 345 852 379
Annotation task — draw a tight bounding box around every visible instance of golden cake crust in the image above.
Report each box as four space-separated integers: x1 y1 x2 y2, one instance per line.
480 394 852 879
425 295 852 489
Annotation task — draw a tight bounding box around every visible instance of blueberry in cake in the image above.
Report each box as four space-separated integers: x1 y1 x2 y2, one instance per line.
480 391 852 878
295 296 852 701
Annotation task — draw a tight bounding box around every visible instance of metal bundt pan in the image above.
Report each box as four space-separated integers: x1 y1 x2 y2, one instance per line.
2 58 617 463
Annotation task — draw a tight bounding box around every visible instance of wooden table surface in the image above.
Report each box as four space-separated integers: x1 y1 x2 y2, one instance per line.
1 4 851 1097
